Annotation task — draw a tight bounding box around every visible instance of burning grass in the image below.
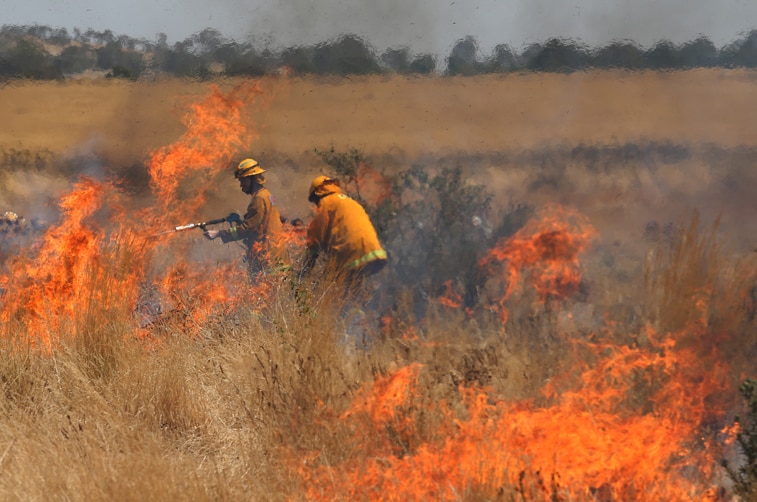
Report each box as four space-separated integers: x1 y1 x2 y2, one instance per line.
0 78 756 500
0 199 754 500
0 228 753 500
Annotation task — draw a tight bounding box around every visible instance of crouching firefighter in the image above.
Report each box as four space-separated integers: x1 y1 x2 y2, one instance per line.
204 158 290 279
301 175 387 294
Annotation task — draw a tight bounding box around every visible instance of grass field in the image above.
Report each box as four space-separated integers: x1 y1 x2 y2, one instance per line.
2 70 757 249
0 71 756 500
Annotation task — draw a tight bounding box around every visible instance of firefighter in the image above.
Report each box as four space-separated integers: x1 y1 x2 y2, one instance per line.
0 212 24 234
301 175 387 290
204 158 290 277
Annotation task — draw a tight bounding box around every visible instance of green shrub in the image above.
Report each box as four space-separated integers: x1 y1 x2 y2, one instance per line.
723 378 757 500
0 38 61 79
315 148 533 318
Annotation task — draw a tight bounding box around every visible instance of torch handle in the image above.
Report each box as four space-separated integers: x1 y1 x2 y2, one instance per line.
171 216 232 233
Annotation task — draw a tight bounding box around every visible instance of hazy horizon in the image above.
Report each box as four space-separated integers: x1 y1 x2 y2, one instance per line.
3 0 757 57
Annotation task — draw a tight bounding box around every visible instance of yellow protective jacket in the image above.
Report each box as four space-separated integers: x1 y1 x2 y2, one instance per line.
306 188 386 273
220 186 289 269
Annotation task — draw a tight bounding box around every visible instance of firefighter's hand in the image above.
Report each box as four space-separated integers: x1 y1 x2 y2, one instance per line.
204 230 220 240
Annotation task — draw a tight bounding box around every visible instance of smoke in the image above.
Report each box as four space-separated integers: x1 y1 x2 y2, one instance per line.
249 0 438 54
0 170 67 225
508 0 757 50
249 0 757 59
7 0 757 59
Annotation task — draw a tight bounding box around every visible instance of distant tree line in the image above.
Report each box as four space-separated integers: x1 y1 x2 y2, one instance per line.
2 24 757 80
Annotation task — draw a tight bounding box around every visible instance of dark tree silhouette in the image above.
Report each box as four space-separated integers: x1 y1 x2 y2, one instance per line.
720 30 757 68
56 45 96 74
190 28 225 55
0 38 61 79
592 41 645 69
221 44 273 77
486 44 520 73
678 37 718 68
446 36 482 75
312 34 381 75
409 53 437 74
2 22 757 78
644 40 681 69
279 46 316 75
45 27 71 46
153 41 206 78
526 38 591 72
92 29 116 46
96 41 145 79
381 47 411 73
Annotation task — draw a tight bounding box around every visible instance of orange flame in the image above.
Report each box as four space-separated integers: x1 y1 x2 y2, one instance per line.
296 321 732 500
144 81 267 230
138 80 276 331
342 362 423 428
480 204 597 324
1 178 111 346
355 163 393 206
294 209 735 500
434 279 464 309
0 80 277 345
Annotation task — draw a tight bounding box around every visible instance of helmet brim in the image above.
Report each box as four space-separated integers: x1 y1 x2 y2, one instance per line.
236 166 266 178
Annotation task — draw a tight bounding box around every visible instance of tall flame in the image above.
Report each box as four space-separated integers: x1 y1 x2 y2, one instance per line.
2 178 107 346
144 82 267 230
0 80 276 345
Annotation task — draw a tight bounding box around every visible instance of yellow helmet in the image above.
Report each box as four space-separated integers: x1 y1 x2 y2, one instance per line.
308 175 341 201
235 158 265 178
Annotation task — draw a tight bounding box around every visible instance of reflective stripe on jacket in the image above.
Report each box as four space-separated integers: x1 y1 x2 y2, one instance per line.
306 192 386 272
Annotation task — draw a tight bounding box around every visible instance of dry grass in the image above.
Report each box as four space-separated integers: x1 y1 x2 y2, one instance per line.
0 275 527 500
0 224 753 500
2 71 757 163
1 70 756 499
4 73 757 258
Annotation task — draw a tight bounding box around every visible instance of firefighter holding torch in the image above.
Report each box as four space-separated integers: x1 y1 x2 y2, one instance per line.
204 158 290 278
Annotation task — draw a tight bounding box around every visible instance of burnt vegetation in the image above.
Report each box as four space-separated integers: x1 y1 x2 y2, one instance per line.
3 24 757 80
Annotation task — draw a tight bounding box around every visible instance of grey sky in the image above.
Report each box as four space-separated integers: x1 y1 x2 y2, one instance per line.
3 0 757 56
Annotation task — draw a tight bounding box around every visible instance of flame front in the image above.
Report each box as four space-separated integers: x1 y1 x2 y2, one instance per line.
0 80 272 345
1 178 113 347
294 205 735 501
298 305 732 501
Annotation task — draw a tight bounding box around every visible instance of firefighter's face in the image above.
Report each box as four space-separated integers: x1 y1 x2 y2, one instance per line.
239 176 254 194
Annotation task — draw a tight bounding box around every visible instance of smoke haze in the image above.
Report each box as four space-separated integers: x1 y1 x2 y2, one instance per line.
4 0 757 56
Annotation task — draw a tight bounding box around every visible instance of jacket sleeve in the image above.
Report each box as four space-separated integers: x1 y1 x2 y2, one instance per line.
220 196 267 243
309 204 334 250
